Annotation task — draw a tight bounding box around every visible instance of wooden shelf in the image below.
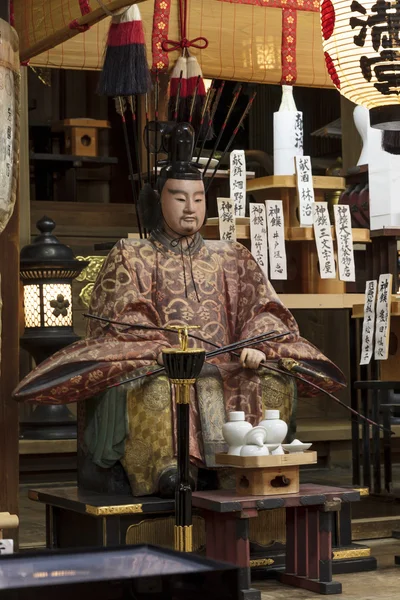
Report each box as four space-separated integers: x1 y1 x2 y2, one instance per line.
352 298 400 318
370 227 400 238
202 218 370 243
247 174 345 192
288 226 370 243
141 169 256 181
30 152 118 166
19 439 77 455
280 294 366 310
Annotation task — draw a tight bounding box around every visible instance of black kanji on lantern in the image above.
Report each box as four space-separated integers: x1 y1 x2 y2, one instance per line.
350 0 400 94
360 49 400 93
350 0 400 51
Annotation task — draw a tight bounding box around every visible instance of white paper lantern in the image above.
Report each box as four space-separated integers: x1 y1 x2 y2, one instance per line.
321 0 400 129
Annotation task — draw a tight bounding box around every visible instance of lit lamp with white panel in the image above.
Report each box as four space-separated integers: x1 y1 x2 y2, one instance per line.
19 216 88 439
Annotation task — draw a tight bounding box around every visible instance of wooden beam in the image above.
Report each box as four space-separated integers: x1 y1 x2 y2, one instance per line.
0 0 19 545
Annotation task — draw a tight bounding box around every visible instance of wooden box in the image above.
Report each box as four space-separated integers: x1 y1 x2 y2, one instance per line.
215 451 317 496
53 118 110 157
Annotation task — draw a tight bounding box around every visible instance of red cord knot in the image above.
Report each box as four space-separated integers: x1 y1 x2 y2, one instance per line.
69 19 91 32
79 0 92 16
161 36 208 52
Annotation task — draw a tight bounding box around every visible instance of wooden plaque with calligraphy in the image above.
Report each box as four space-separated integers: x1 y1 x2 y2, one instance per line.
0 20 20 235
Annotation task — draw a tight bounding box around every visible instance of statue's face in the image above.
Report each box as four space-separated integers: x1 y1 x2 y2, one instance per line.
161 178 206 236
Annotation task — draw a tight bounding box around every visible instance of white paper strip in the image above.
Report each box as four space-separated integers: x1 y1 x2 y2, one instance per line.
250 203 268 277
295 156 315 226
333 205 356 282
374 274 393 361
360 280 377 366
230 150 246 217
266 200 287 280
0 539 14 555
217 198 237 242
0 67 16 235
312 202 336 279
273 111 304 175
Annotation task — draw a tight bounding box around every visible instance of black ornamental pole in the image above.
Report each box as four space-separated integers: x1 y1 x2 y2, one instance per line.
162 325 205 552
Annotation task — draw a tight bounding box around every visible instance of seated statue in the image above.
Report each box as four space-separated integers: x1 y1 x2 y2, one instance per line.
13 123 345 499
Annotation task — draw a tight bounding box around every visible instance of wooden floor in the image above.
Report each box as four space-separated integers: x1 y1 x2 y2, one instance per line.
257 538 400 599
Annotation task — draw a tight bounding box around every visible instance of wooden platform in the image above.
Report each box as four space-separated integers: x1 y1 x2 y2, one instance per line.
215 451 317 468
246 175 345 192
352 298 400 318
202 217 370 243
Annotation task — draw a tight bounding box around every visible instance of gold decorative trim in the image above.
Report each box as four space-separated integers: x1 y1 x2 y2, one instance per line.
174 525 193 552
333 548 371 560
353 487 369 497
173 380 195 404
126 516 205 550
76 256 106 282
85 503 143 516
79 282 95 309
250 558 275 567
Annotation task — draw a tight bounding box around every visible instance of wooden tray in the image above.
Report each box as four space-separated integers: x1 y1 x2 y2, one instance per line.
215 451 317 469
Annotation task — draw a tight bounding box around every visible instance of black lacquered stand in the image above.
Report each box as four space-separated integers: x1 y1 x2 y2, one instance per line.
163 325 205 552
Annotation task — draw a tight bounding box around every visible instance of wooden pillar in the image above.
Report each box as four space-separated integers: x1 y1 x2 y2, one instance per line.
19 67 32 422
340 96 362 172
0 0 19 545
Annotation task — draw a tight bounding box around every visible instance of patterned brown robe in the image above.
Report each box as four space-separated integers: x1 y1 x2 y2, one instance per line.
13 232 345 488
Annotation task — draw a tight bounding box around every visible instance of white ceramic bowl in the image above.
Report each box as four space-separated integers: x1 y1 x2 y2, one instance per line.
282 442 312 453
240 444 269 457
245 426 267 447
271 445 284 455
265 443 280 452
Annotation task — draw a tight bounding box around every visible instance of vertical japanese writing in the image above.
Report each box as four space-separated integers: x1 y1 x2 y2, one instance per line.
266 200 287 280
333 205 356 282
312 202 336 279
360 280 377 365
217 197 237 242
294 112 304 152
374 273 392 361
250 203 268 277
0 69 15 221
295 156 315 226
230 150 246 217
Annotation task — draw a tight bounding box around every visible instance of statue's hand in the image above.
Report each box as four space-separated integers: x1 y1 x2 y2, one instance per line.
157 352 164 366
240 348 266 370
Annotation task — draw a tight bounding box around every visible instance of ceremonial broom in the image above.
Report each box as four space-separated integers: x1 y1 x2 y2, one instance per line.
205 89 257 193
202 83 242 175
98 4 151 97
196 81 225 163
115 97 144 239
98 3 151 238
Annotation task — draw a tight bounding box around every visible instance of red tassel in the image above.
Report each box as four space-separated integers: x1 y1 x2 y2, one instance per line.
98 4 151 97
186 54 211 136
187 55 205 100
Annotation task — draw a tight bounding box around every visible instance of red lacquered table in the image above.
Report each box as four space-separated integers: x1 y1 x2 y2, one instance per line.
192 484 360 597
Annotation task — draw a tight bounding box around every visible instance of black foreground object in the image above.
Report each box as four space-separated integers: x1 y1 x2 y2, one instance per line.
0 543 240 600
